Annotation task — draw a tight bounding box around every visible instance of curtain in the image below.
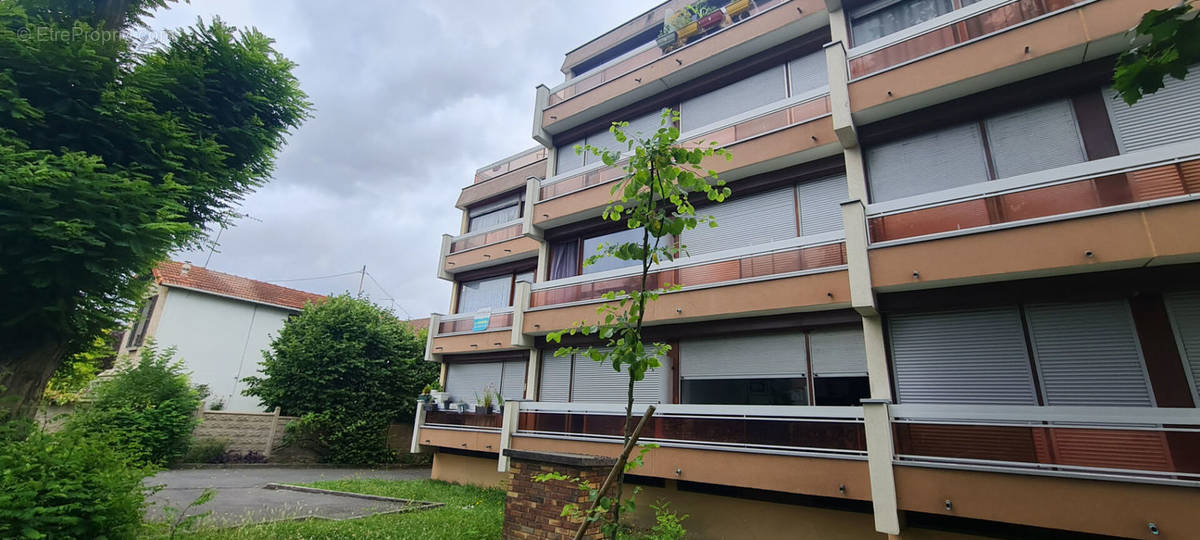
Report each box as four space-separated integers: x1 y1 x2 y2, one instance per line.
548 240 579 280
467 204 520 232
458 275 512 313
851 0 955 46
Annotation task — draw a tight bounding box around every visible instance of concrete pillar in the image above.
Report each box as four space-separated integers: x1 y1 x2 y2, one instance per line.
410 401 430 454
525 349 540 401
497 400 521 472
863 399 900 535
511 281 532 348
825 41 858 149
437 234 454 281
523 177 543 239
532 85 552 148
840 200 876 315
425 314 442 363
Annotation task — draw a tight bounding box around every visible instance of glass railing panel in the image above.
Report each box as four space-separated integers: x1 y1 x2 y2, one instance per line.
425 410 504 430
449 223 524 253
437 312 514 334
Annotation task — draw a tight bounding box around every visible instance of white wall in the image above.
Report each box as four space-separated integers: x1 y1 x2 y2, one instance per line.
152 288 292 412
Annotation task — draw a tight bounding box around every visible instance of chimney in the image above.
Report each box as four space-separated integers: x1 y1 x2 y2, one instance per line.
181 262 191 275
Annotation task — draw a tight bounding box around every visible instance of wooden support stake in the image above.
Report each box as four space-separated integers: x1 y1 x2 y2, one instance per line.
573 405 656 540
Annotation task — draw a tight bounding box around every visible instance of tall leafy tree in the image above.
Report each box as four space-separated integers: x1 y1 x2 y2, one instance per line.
1113 3 1199 105
0 0 310 417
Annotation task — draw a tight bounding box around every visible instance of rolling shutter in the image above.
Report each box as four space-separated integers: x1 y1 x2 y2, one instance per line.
1165 291 1200 402
787 51 829 96
679 333 808 379
586 109 668 163
680 185 797 256
796 175 848 236
555 138 586 174
680 66 787 132
457 275 512 314
890 307 1038 405
866 122 990 202
810 326 868 377
539 350 572 402
569 348 669 403
984 99 1086 179
1025 301 1153 407
500 360 527 401
445 361 502 403
1106 70 1200 152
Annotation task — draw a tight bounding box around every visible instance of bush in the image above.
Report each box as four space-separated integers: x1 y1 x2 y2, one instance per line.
65 344 202 466
0 420 149 539
243 295 435 463
283 410 396 465
182 438 229 464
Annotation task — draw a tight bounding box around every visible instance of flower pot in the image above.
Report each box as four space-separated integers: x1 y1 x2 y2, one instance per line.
430 391 449 408
698 11 724 31
676 21 700 40
417 394 431 403
726 0 751 21
422 404 436 412
656 31 677 51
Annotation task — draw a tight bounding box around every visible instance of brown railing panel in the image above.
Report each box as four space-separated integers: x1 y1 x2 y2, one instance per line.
437 312 514 334
474 148 547 184
848 0 1087 79
450 223 523 253
868 161 1200 243
529 242 846 307
426 410 504 429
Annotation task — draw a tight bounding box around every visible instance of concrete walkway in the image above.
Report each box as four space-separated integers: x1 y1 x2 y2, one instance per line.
146 466 432 526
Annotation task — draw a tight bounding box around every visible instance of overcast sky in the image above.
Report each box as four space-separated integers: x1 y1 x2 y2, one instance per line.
150 1 647 320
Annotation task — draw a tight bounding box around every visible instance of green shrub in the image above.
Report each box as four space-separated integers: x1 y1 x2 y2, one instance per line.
181 438 229 464
65 344 202 466
0 420 149 539
283 410 396 465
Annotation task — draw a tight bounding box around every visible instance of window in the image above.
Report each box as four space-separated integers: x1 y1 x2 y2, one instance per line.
467 194 522 232
445 359 528 403
866 99 1087 202
888 301 1155 406
850 0 956 46
126 295 158 348
680 66 787 132
678 327 867 406
539 348 669 403
548 227 652 280
457 275 512 314
555 109 670 175
1105 69 1200 153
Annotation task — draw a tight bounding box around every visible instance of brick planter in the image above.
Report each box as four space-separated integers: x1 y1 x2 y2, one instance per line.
503 449 617 540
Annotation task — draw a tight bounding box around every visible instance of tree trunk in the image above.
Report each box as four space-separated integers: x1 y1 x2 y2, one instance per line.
0 337 67 419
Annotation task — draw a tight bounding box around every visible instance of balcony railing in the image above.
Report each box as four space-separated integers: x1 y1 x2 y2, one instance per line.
541 88 831 200
890 403 1200 486
474 147 548 185
518 402 867 459
424 409 504 432
547 0 787 108
529 231 846 308
436 309 515 335
865 140 1200 245
449 219 524 254
845 0 1090 80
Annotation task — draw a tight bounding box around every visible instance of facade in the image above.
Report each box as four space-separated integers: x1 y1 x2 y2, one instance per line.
119 261 327 412
417 0 1200 538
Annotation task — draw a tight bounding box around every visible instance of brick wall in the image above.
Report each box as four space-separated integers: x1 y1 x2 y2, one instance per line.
503 450 616 540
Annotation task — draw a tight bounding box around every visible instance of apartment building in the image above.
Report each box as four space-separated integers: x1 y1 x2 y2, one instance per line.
416 0 1200 538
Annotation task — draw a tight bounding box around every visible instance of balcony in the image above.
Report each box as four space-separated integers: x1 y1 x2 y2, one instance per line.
535 89 834 227
523 233 849 334
439 219 540 277
539 0 825 136
458 147 547 209
864 141 1200 289
417 409 503 454
428 309 520 357
844 0 1169 123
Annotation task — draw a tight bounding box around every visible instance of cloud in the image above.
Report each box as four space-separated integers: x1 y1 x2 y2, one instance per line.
158 0 649 318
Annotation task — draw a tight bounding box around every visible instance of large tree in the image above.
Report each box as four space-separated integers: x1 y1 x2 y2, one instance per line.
1113 2 1198 104
0 0 309 417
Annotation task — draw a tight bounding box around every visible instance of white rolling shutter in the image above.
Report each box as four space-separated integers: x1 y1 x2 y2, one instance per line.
1165 291 1200 403
787 51 829 96
810 327 868 377
890 307 1038 405
679 333 808 379
866 122 990 202
570 348 669 403
586 109 668 163
796 175 848 236
1106 70 1200 152
679 186 797 257
445 361 502 403
1025 301 1153 407
555 138 586 174
539 350 572 402
984 99 1086 179
500 360 527 401
680 66 788 132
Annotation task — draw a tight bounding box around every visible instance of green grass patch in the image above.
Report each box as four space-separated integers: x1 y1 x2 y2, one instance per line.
179 479 504 539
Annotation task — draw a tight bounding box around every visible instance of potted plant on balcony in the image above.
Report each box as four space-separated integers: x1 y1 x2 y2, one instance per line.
726 0 752 22
418 384 433 403
656 24 678 52
428 382 448 408
670 9 700 42
474 386 499 414
691 3 723 32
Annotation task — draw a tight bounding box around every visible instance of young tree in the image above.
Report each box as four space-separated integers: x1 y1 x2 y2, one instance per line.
242 295 436 463
547 109 731 536
1113 3 1198 105
0 0 310 417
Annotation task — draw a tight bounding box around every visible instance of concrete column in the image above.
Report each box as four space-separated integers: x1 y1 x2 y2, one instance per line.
525 349 540 400
437 234 454 281
863 399 900 535
863 315 893 401
825 41 858 149
511 281 532 348
459 209 470 235
410 401 431 454
497 400 521 472
843 145 870 203
522 177 543 239
532 85 552 148
425 314 441 363
840 200 876 315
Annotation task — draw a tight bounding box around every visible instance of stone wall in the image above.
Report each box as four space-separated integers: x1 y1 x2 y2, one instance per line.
503 449 615 540
192 408 295 455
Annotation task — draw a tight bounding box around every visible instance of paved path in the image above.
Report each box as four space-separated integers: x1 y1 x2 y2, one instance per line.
147 467 432 526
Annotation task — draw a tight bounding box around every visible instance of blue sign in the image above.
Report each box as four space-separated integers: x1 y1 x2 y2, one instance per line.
472 312 490 332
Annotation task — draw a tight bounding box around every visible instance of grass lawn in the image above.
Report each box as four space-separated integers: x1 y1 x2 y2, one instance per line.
179 479 505 539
